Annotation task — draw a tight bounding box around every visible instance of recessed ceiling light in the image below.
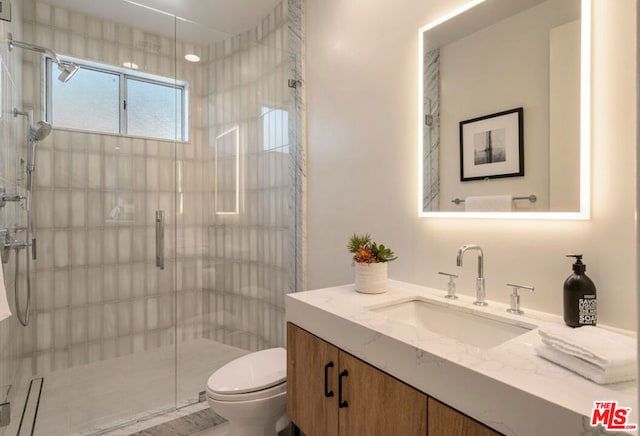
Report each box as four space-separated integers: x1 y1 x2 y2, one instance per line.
123 61 139 70
185 54 200 63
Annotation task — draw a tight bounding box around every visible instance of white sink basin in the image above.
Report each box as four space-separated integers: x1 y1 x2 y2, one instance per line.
368 297 537 349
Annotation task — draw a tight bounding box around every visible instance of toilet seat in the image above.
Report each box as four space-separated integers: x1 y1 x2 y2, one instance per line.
207 380 287 402
206 347 286 402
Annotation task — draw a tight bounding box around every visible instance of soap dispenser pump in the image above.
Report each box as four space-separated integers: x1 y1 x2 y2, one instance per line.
563 254 597 327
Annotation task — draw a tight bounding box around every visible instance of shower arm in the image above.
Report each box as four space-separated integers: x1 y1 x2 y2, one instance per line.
8 32 63 65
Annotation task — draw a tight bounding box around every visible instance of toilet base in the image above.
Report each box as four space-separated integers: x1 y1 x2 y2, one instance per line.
227 414 289 436
207 390 289 436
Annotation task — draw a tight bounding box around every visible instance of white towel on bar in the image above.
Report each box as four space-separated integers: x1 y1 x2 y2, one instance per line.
535 325 637 384
464 195 513 212
0 264 11 322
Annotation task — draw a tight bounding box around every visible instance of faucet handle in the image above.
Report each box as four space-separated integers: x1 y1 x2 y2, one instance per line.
505 283 534 315
438 272 458 300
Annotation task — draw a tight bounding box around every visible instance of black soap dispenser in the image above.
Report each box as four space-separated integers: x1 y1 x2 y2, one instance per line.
563 254 597 327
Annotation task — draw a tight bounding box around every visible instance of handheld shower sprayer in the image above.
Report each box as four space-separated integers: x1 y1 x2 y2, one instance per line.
8 32 79 83
13 109 51 191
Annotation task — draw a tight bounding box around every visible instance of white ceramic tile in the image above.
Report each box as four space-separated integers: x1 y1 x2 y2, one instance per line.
87 153 102 190
53 191 70 228
69 152 86 188
103 303 117 340
104 155 117 190
132 300 145 334
146 157 158 191
70 306 86 345
103 265 118 302
103 338 117 360
146 298 159 330
132 263 145 298
70 33 86 59
36 192 54 228
87 305 102 342
86 229 103 265
36 149 53 188
53 29 70 55
53 230 70 268
118 263 132 300
37 312 53 351
86 192 104 227
117 227 131 263
54 269 70 309
117 302 131 337
53 6 69 28
70 268 87 306
68 192 85 228
87 266 103 304
103 228 117 264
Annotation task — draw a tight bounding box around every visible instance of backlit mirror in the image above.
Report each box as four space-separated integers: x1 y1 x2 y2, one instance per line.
418 0 590 219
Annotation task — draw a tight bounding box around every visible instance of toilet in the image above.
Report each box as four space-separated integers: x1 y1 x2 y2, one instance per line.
206 347 289 436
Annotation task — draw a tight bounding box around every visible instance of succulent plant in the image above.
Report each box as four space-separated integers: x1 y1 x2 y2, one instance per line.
348 233 397 263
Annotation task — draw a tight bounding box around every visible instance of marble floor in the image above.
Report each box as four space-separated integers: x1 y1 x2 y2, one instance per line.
7 338 247 436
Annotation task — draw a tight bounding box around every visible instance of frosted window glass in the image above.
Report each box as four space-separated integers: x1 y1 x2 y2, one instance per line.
52 68 120 134
261 106 288 152
126 79 182 141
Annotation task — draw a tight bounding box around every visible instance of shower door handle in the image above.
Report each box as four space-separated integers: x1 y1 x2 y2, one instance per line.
155 210 164 270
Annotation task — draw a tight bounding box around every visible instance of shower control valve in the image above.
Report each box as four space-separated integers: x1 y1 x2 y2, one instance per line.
0 188 25 208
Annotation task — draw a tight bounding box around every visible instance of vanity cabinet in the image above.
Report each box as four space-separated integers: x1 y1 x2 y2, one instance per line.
287 322 427 436
428 398 500 436
287 322 501 436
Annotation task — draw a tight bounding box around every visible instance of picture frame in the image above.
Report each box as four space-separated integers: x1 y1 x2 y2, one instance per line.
459 107 524 182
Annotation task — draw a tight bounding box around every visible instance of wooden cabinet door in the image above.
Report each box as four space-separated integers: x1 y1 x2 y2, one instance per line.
287 323 339 436
428 398 501 436
338 351 427 436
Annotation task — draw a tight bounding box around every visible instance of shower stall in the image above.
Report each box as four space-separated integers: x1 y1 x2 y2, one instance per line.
0 0 302 434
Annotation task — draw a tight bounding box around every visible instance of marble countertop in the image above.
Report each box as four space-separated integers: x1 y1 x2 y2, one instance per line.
285 280 637 436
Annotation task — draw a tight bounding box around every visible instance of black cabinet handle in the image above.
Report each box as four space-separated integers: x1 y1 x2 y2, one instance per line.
324 362 334 398
338 369 349 408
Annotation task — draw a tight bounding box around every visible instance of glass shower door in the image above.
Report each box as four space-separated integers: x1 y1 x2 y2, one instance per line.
174 5 298 409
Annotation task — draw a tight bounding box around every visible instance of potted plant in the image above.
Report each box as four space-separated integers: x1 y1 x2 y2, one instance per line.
347 233 397 294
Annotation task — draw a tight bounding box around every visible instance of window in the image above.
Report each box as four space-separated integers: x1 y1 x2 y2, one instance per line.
46 57 187 141
261 106 288 152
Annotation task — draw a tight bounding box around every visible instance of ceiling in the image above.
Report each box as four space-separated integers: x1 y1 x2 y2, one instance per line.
44 0 282 43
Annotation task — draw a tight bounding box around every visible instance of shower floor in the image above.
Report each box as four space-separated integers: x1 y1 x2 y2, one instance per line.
10 339 248 436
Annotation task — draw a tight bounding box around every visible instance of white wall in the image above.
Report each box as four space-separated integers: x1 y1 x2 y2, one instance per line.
439 1 570 212
306 0 637 330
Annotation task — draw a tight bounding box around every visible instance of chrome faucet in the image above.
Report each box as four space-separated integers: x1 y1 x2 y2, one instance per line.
456 244 487 306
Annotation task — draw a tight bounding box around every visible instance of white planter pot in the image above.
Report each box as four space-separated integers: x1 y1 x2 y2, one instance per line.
355 262 388 294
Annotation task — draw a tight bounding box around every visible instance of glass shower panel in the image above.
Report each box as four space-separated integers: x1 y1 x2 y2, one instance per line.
174 7 295 407
10 1 179 434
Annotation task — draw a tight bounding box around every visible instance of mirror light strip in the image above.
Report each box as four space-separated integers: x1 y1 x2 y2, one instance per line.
418 0 591 220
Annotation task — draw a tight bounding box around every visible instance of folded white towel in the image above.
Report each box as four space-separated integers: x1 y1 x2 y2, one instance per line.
464 195 513 212
538 325 636 370
535 343 636 385
0 264 11 322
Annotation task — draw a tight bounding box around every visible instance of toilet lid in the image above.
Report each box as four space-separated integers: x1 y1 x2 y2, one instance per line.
207 347 286 395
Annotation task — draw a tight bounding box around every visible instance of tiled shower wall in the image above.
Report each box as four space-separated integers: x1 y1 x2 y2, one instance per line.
0 2 28 435
14 0 295 375
203 3 292 351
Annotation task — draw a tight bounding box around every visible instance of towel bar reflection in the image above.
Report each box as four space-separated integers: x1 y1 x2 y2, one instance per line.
451 195 537 205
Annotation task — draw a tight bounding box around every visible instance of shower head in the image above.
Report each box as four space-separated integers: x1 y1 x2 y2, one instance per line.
57 62 79 83
32 121 52 142
8 32 78 83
